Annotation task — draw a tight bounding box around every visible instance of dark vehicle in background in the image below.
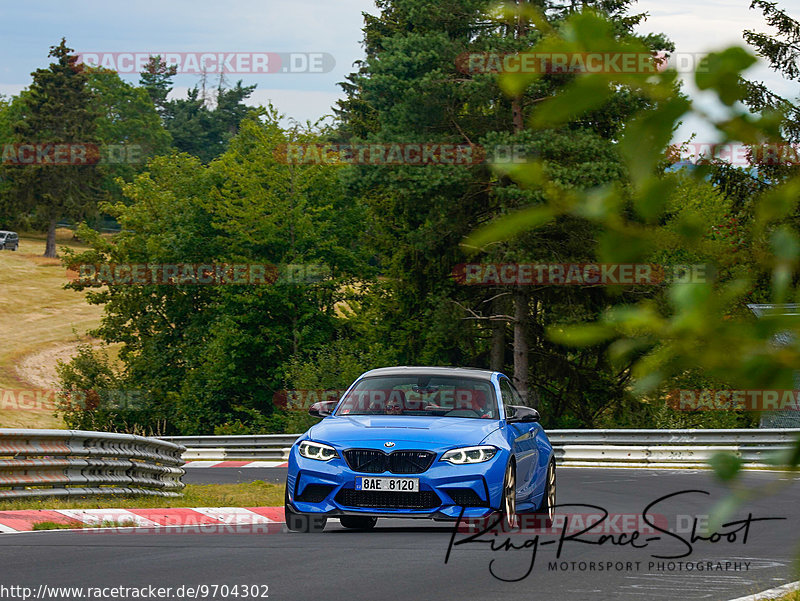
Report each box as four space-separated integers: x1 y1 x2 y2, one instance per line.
0 231 19 251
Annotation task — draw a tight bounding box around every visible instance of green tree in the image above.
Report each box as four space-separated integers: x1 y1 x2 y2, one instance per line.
87 67 173 203
743 0 800 144
165 82 256 163
59 109 368 434
335 0 674 422
138 55 257 163
138 55 177 117
6 39 104 257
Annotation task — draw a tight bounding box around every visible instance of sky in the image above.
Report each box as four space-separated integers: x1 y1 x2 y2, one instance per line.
0 0 795 144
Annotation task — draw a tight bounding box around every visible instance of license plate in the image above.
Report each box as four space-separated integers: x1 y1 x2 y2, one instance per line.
355 477 419 492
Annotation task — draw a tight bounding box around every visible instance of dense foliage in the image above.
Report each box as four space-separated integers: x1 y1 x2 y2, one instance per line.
2 1 798 435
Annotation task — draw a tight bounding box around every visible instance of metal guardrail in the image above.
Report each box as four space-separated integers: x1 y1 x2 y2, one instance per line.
548 429 800 468
162 429 800 468
160 434 298 461
0 429 186 499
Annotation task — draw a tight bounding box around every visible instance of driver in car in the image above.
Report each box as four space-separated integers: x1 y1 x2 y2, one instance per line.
385 394 404 415
425 389 494 418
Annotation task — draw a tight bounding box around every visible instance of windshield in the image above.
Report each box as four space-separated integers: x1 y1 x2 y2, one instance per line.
335 375 498 419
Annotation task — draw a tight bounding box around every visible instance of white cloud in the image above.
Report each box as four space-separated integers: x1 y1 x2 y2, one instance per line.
636 0 795 143
2 0 794 144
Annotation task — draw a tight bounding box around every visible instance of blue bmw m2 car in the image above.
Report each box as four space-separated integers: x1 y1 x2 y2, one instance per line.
285 366 555 532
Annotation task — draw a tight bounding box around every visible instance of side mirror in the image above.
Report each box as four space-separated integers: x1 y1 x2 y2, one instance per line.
506 405 540 423
309 400 338 418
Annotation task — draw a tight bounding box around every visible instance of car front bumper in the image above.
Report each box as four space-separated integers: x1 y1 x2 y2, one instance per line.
286 443 508 520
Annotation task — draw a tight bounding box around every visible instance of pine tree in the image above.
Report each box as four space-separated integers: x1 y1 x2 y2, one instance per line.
139 55 178 117
335 0 674 411
743 1 800 143
9 39 104 257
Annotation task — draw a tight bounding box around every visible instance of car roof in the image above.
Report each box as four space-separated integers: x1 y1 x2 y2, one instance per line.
0 231 14 235
359 366 498 381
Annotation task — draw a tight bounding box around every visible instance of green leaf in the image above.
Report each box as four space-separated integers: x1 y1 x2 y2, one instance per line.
597 230 654 263
529 77 612 129
463 205 555 249
709 451 743 482
547 324 614 347
707 494 743 534
633 177 678 223
761 438 800 468
695 47 757 106
619 97 689 185
770 226 800 262
756 179 800 226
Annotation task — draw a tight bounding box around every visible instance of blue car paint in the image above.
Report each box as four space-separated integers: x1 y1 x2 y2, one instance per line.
286 369 554 520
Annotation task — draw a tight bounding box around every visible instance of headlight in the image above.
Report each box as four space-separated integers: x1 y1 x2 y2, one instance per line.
440 445 497 465
298 440 338 461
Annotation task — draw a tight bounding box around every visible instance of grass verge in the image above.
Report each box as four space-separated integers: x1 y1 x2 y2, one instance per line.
0 482 285 511
0 229 105 428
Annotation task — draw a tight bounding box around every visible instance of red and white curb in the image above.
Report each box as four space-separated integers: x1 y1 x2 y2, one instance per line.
183 461 288 468
0 506 285 533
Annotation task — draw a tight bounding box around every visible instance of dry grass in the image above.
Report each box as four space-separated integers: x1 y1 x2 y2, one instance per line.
0 482 285 511
0 230 105 428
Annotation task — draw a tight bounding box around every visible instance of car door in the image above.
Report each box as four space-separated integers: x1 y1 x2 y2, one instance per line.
500 378 536 502
509 382 541 501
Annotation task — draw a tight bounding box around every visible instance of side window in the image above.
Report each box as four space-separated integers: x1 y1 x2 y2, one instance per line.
509 383 524 406
499 379 515 419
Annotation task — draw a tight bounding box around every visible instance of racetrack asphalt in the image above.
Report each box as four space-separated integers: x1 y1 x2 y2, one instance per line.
2 468 797 601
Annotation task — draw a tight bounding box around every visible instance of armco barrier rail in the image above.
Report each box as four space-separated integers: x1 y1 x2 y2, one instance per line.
0 429 186 498
161 429 800 468
160 434 297 461
548 429 800 468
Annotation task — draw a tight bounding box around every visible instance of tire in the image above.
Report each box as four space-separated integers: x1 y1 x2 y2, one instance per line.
495 461 518 531
284 488 327 533
534 460 556 528
339 515 378 530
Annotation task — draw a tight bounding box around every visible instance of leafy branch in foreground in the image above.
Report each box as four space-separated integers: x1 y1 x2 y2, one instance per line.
468 5 800 512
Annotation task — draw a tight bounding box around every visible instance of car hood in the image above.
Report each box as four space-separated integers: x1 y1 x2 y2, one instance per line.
306 415 500 447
